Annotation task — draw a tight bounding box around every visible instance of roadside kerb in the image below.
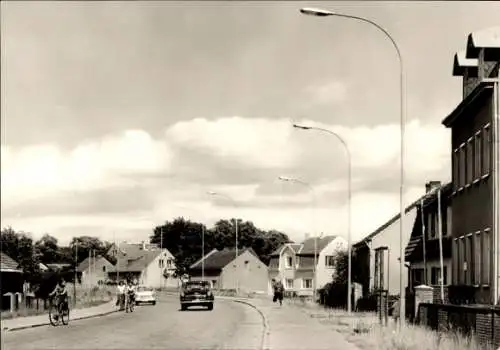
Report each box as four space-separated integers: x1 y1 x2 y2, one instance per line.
231 298 269 350
1 300 119 332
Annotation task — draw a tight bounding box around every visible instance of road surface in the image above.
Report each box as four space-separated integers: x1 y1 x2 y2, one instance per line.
1 294 264 349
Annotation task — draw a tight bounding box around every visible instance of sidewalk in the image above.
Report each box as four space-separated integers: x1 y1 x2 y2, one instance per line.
233 297 360 350
1 300 118 332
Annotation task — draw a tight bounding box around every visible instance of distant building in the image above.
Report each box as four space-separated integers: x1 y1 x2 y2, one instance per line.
107 242 178 288
405 182 453 301
189 247 268 293
268 235 347 297
77 255 114 287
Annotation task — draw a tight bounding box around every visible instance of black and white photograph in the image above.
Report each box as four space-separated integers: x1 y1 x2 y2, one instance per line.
1 1 499 349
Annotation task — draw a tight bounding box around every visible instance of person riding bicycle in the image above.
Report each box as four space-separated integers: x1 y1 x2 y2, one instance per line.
49 279 68 315
126 280 136 306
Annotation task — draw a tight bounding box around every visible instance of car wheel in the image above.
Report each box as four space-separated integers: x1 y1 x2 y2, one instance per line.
207 303 213 311
181 305 187 311
152 301 156 306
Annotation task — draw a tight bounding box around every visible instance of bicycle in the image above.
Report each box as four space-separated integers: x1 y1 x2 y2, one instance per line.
125 292 135 313
48 296 70 326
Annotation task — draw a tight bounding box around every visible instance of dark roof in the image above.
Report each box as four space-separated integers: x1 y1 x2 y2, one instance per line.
442 81 495 127
190 247 259 271
466 27 500 59
298 236 337 255
0 252 22 272
77 255 112 272
452 51 478 77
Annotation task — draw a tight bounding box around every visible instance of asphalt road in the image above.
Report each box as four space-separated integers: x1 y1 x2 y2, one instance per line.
1 295 264 350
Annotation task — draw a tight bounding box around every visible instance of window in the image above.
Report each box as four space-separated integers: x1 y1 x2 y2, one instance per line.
427 212 434 238
466 235 472 284
159 259 164 268
466 139 473 184
483 125 491 175
102 266 106 272
286 279 294 289
452 239 458 284
431 266 448 285
167 259 173 268
482 229 491 285
445 206 452 236
453 150 459 191
458 237 465 284
285 256 293 268
412 268 424 286
302 279 312 289
474 232 481 285
459 146 466 187
474 132 482 179
325 256 335 267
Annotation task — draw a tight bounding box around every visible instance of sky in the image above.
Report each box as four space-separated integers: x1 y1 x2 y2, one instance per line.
2 1 499 246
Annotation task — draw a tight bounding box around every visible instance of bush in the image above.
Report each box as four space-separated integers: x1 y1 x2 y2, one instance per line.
356 293 378 312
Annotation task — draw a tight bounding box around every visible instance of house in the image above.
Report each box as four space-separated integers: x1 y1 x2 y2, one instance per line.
0 252 23 294
441 27 500 304
295 235 347 296
353 192 429 296
405 182 453 302
107 242 179 288
268 236 347 297
77 255 114 287
189 247 269 293
268 243 302 294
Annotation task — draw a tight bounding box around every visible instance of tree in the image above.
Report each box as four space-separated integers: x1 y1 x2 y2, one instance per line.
1 227 41 282
150 217 291 276
35 234 60 264
69 236 113 265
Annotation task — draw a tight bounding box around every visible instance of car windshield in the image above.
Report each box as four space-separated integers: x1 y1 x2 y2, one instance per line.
137 286 153 292
184 281 210 290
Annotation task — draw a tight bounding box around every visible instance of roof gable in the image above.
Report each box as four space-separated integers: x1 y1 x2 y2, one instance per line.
77 255 112 272
297 236 337 255
466 26 500 59
0 252 21 272
190 247 259 271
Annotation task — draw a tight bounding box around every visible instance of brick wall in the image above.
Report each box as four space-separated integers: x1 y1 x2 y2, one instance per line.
418 303 500 349
432 285 449 304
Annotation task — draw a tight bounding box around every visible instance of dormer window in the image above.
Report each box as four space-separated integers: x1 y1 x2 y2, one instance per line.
285 256 292 268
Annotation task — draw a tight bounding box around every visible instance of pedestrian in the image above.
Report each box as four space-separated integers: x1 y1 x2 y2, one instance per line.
116 281 126 309
272 278 284 306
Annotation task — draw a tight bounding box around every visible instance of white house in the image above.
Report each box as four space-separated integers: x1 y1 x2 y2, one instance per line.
190 247 269 293
107 242 179 288
77 255 114 287
268 235 347 297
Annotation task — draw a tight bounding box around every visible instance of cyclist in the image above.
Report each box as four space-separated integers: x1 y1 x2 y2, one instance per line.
126 280 136 308
49 279 69 317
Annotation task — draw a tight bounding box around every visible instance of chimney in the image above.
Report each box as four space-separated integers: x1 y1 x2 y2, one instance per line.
425 181 441 193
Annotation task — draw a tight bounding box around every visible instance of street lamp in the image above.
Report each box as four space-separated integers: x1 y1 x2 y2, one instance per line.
207 191 239 292
278 176 318 301
292 124 353 313
299 7 406 322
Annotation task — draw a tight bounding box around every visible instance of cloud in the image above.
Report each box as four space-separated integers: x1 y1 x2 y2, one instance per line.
1 130 173 206
1 116 450 244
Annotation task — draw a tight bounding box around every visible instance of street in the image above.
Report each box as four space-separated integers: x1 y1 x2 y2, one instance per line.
1 295 264 350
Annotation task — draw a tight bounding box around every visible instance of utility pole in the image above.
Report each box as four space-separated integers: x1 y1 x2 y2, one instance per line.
74 241 78 306
160 227 163 290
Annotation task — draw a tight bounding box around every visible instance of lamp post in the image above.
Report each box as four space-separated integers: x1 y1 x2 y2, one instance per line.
278 176 318 301
299 7 406 322
292 124 353 313
207 191 239 292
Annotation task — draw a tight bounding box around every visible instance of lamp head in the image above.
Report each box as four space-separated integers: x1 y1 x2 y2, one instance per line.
300 8 335 17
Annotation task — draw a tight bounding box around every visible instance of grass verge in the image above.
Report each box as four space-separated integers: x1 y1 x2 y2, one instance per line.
1 284 114 320
290 301 486 350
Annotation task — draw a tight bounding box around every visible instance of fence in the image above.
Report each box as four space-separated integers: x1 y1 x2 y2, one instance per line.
417 302 500 349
